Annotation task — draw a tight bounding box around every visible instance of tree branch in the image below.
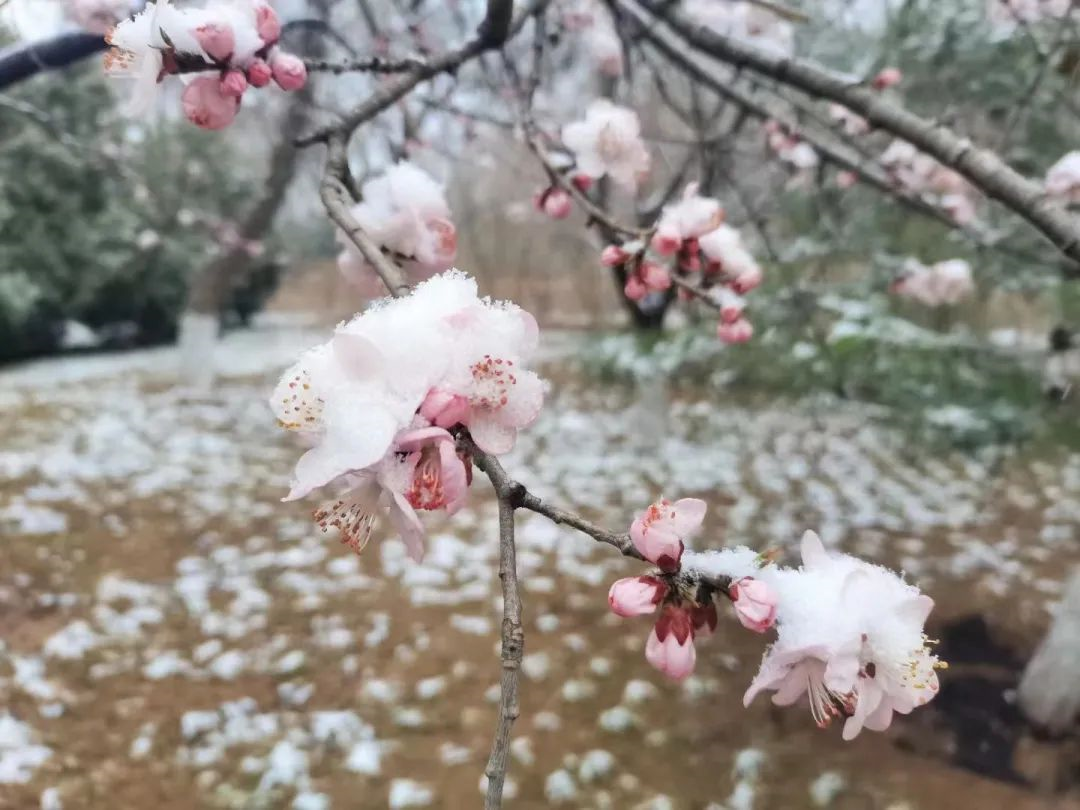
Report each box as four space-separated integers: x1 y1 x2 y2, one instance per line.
626 0 1080 265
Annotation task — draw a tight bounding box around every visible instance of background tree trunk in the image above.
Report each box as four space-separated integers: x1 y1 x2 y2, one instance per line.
1019 568 1080 736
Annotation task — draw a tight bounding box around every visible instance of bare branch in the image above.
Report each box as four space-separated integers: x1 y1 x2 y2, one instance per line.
305 54 429 73
473 451 525 810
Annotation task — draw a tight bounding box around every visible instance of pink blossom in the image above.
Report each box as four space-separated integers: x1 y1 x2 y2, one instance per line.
561 99 650 190
271 49 308 91
872 67 903 90
181 76 240 130
828 103 870 136
396 426 469 516
645 605 697 680
630 497 705 572
255 2 282 45
220 69 248 99
600 244 630 266
654 183 725 243
460 348 545 454
732 264 763 294
247 58 273 87
718 318 753 344
608 576 667 617
729 577 777 633
194 21 236 63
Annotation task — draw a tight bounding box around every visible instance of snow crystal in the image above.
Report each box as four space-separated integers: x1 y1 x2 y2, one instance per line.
809 772 847 807
545 769 578 802
346 740 382 775
579 749 615 783
0 715 52 784
388 779 434 808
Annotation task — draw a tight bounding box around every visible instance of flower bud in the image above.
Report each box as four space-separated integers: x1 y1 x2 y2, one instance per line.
640 261 671 292
650 228 681 256
624 275 648 301
717 318 754 344
872 66 903 90
270 50 308 91
255 2 282 45
220 69 248 99
729 577 778 633
182 76 240 130
600 244 630 267
572 173 593 192
420 388 471 429
541 188 572 219
247 58 273 88
608 576 667 618
731 264 763 294
194 21 235 63
690 602 718 639
645 605 696 680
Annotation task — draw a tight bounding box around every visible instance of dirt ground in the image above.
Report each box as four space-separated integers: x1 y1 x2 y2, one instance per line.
2 319 1080 809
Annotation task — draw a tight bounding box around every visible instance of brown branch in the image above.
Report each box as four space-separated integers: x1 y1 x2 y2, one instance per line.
473 450 525 810
305 55 428 73
298 0 545 146
627 0 1080 265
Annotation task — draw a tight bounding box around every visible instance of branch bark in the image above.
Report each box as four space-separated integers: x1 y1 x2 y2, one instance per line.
626 0 1080 265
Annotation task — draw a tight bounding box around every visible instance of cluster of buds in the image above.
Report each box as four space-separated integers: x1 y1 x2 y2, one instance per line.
600 184 763 343
533 174 592 220
106 1 307 130
607 498 778 680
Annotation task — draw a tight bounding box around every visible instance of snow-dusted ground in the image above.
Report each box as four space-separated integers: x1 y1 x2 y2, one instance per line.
1 323 1078 809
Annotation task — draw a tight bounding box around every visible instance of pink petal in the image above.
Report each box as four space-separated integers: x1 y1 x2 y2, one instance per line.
437 438 469 515
388 492 426 562
669 498 706 536
331 332 386 379
800 530 829 569
469 415 516 454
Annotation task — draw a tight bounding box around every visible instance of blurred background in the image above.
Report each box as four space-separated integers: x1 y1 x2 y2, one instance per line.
4 0 1080 808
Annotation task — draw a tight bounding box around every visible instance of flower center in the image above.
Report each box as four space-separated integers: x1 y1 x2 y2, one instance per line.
805 662 855 728
406 446 447 511
470 355 517 411
277 369 323 430
597 123 629 163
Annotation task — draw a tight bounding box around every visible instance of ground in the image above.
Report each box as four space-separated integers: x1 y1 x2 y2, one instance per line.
1 316 1079 809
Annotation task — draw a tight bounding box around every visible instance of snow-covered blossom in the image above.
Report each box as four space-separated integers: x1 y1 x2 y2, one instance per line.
1045 151 1080 202
630 497 705 571
879 139 978 224
608 576 667 617
273 272 544 558
717 318 753 344
337 162 457 291
66 0 130 34
684 0 794 56
742 531 943 740
699 224 762 292
729 577 777 633
892 258 975 307
104 1 302 125
562 100 651 190
652 183 725 253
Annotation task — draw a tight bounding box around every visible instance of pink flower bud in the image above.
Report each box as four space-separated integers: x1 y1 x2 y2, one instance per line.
572 173 593 192
255 2 282 45
425 217 457 264
720 301 743 325
729 577 777 633
542 188 572 219
271 50 307 91
690 602 718 638
247 59 273 88
420 388 471 429
194 21 235 63
731 265 763 294
220 69 248 99
640 261 671 292
182 76 240 130
600 244 630 267
624 275 648 301
651 229 682 256
608 576 667 618
836 170 858 189
872 67 903 90
645 605 696 680
717 318 754 344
